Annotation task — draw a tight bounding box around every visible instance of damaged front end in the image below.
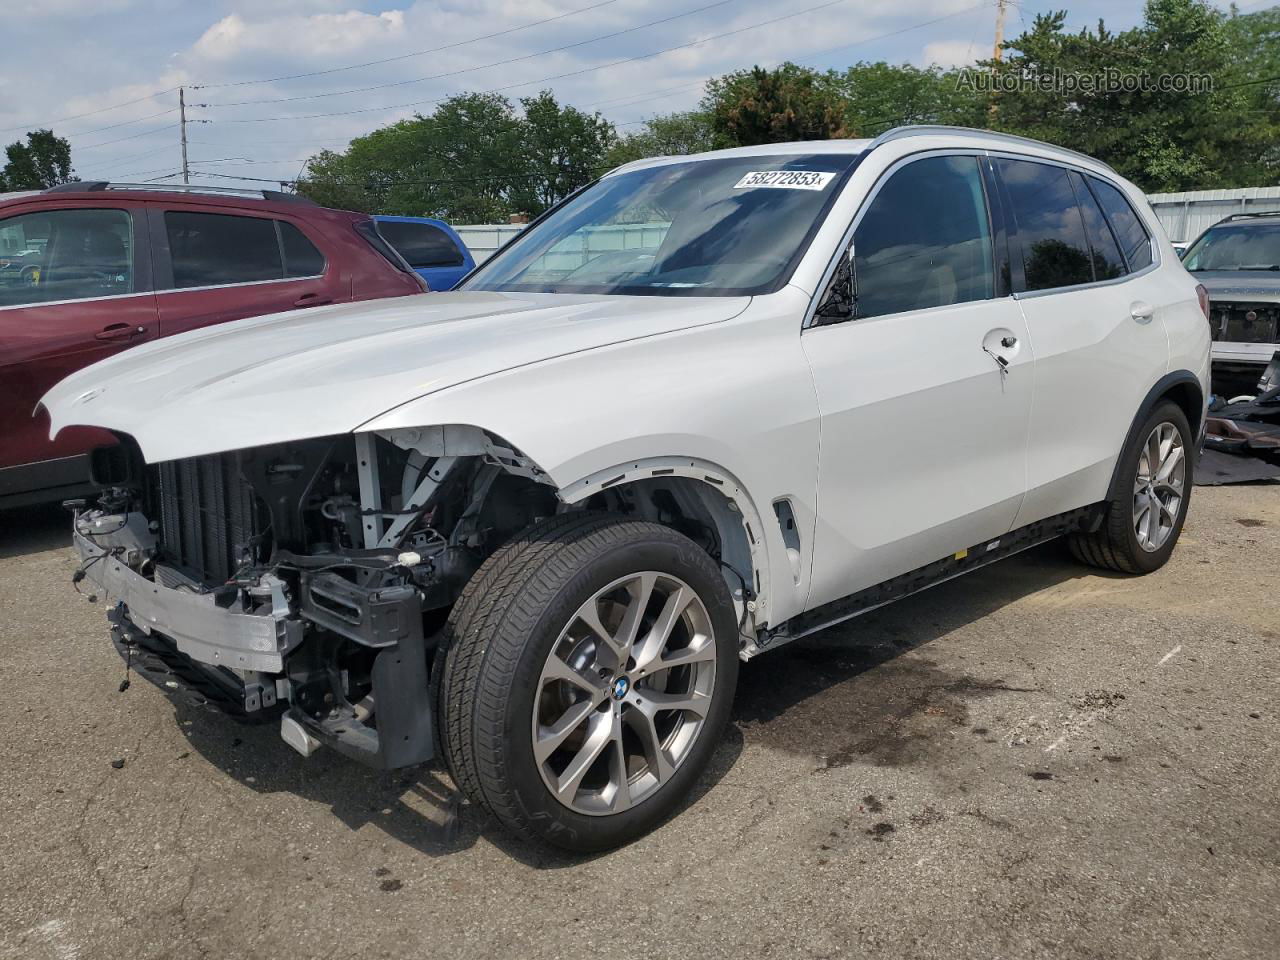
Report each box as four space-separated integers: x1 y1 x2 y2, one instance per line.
1203 286 1280 396
1197 351 1280 485
72 426 559 768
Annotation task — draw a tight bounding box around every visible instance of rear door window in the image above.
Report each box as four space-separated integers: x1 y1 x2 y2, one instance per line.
997 158 1094 291
1087 176 1153 272
0 208 134 307
165 211 281 288
377 220 465 268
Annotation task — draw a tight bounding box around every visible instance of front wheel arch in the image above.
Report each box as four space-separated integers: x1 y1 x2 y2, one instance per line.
557 457 773 636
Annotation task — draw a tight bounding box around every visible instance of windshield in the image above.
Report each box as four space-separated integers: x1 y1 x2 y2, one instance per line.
1182 220 1280 272
462 154 860 297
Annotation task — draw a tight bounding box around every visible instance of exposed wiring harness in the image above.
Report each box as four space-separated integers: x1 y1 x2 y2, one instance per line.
71 546 123 600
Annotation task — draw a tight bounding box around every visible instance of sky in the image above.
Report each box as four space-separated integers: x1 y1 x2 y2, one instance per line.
0 0 1268 189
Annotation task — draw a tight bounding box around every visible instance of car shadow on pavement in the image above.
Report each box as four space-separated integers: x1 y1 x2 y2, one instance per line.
163 541 1099 865
731 541 1118 770
0 502 71 558
170 697 744 869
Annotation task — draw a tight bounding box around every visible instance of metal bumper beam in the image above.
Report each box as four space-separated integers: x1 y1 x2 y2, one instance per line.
75 528 301 673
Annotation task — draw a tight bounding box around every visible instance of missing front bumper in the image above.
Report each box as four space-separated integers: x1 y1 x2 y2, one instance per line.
78 522 435 770
75 526 301 674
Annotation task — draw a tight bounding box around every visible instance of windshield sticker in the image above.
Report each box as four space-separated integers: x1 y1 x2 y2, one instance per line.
733 170 836 191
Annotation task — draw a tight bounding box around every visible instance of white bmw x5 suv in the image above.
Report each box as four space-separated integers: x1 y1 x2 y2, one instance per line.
44 126 1210 851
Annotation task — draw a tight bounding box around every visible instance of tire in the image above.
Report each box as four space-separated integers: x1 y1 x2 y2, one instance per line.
1068 399 1193 574
435 513 739 851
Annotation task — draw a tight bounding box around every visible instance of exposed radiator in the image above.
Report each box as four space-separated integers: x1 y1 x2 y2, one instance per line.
1212 303 1279 345
154 454 259 585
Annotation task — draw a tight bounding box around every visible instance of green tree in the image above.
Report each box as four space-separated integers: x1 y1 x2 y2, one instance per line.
604 110 717 167
0 129 74 190
703 63 849 147
297 118 433 213
979 0 1278 191
831 61 986 137
297 91 617 221
1220 4 1280 184
517 91 616 210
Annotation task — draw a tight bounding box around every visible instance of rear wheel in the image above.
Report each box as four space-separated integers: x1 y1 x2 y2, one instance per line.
436 514 739 851
1068 400 1193 574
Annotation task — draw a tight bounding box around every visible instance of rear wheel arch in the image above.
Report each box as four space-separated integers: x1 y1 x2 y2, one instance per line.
1107 371 1203 499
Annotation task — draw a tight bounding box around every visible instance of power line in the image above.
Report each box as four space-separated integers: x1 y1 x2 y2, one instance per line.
0 86 179 135
186 136 360 147
193 0 623 89
1221 73 1280 91
204 0 736 109
63 106 179 140
75 124 180 152
80 163 189 180
590 4 990 126
190 157 313 167
188 1 989 179
80 145 177 174
207 0 854 125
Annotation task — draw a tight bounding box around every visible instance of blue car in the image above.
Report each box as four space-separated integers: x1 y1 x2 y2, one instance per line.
374 216 474 291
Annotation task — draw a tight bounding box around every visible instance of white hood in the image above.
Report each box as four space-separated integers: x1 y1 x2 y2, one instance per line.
42 290 748 463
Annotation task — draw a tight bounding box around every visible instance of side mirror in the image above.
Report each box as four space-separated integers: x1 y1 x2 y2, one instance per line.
813 244 856 325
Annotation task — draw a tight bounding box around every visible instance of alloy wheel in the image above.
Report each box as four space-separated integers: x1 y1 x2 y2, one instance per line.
1133 421 1185 552
531 571 717 816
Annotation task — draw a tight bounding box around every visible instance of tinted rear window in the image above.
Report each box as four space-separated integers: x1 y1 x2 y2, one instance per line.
1087 176 1153 272
377 220 465 268
1071 171 1126 281
165 211 281 288
280 221 325 277
997 159 1094 291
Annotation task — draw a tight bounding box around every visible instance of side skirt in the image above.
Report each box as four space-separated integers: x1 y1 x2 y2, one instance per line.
755 503 1105 655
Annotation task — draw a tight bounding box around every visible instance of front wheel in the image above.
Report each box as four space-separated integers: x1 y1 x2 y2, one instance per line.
436 514 739 851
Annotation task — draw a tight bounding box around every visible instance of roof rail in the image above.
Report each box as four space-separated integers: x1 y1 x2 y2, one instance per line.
43 180 316 205
1216 210 1280 225
866 125 1116 173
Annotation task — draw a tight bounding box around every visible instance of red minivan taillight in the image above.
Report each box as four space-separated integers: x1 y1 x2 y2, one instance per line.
1196 284 1210 322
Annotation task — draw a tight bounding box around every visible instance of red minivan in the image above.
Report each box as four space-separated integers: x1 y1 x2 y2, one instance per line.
0 182 426 508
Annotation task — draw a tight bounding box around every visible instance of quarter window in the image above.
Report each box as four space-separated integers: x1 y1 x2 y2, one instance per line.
376 220 465 268
1087 175 1153 272
163 211 324 289
1071 172 1126 281
851 155 994 319
997 158 1095 291
0 208 133 307
280 222 325 278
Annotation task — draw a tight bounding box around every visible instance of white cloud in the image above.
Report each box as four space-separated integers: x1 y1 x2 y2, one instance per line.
0 0 1147 188
921 40 980 68
191 10 408 64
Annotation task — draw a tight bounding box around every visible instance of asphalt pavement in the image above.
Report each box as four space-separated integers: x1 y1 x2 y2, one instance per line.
1 485 1276 960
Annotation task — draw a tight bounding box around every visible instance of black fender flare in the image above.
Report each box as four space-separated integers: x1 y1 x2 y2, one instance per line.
1105 370 1204 501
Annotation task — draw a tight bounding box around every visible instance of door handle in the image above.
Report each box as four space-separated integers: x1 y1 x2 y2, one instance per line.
95 323 145 342
294 292 332 308
1130 301 1154 324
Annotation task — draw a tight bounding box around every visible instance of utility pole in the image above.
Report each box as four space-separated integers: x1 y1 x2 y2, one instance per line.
992 0 1007 65
179 86 190 185
988 0 1007 124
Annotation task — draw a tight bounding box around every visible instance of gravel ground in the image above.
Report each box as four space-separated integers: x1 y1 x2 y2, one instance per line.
0 484 1277 960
